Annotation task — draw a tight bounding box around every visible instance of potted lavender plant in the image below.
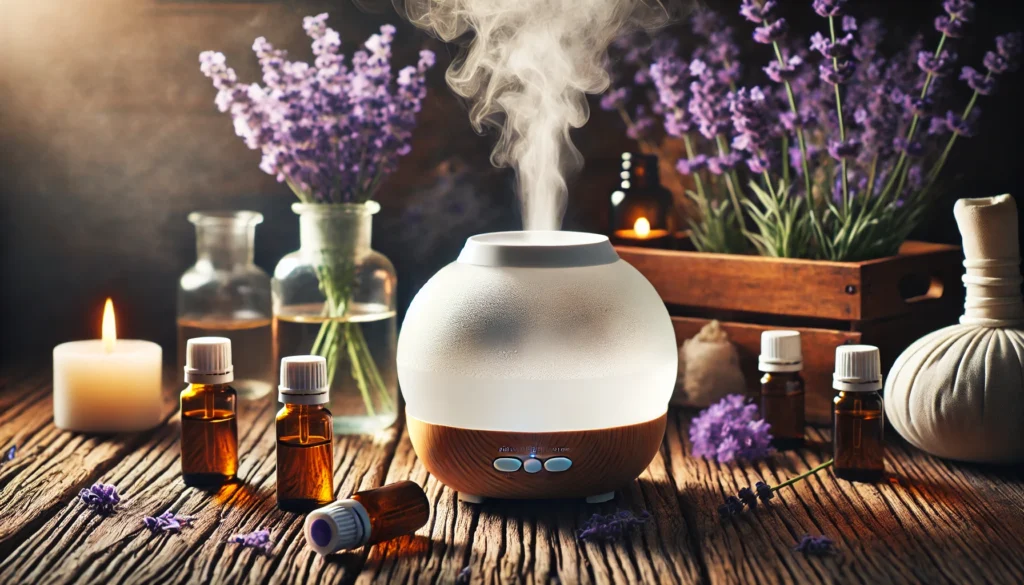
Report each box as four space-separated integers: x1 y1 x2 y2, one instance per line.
200 14 435 433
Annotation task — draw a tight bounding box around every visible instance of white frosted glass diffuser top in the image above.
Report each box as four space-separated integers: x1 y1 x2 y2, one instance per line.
398 231 678 432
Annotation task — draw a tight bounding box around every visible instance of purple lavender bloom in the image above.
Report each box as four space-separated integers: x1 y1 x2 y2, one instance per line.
229 529 273 553
945 110 975 137
842 16 857 32
677 155 708 175
917 50 958 76
811 32 854 59
456 567 471 585
997 32 1023 61
754 19 789 44
1 445 15 464
626 106 656 140
943 0 976 22
755 481 775 503
812 0 847 18
794 534 836 556
984 51 1010 75
764 55 803 82
143 511 197 534
828 138 862 160
929 115 950 135
706 152 744 175
893 137 925 156
746 153 772 173
960 66 996 95
692 10 725 36
650 56 695 136
600 87 630 111
935 16 967 39
690 394 774 463
577 510 650 542
854 19 886 62
740 0 776 24
906 96 934 117
819 60 855 85
78 483 121 515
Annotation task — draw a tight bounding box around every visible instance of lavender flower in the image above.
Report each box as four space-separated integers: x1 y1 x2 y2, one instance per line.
1 445 15 465
229 529 273 553
842 16 857 32
984 52 1011 75
78 483 121 515
755 481 774 503
199 15 435 203
717 496 745 520
819 60 854 85
794 534 836 556
764 55 803 82
456 566 471 585
649 56 694 137
893 137 925 157
943 0 975 22
828 138 862 160
960 66 996 95
810 32 854 59
997 32 1023 61
917 50 958 76
143 511 197 533
677 154 708 175
706 152 744 175
928 115 950 135
754 19 788 44
740 0 776 24
853 19 886 62
577 510 650 543
906 96 934 117
812 0 847 18
945 110 975 137
738 487 759 509
934 15 966 38
600 87 630 111
688 61 733 139
689 395 773 463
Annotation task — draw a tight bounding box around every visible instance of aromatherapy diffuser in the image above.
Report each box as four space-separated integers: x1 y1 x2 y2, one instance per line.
398 231 677 502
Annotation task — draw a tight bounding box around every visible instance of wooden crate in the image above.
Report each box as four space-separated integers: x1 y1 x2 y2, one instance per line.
618 241 964 424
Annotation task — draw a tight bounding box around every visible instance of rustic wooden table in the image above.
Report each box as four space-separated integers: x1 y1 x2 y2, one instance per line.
1 367 1023 585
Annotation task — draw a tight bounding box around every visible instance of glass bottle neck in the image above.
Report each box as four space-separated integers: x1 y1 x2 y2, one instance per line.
296 203 375 255
190 212 262 271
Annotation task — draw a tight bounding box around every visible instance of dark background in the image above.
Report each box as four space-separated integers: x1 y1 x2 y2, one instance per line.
1 0 1022 365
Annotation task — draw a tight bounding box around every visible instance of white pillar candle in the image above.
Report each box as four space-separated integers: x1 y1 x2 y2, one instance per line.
53 299 164 432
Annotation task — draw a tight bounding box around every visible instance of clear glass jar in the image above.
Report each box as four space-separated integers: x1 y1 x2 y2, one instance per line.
272 203 398 434
177 211 274 399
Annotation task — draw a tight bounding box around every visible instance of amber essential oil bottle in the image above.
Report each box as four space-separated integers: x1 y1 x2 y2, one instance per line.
180 337 238 487
304 481 430 555
832 345 885 483
759 330 806 449
276 356 334 512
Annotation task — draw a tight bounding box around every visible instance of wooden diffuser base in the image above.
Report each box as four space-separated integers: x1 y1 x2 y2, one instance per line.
407 412 667 500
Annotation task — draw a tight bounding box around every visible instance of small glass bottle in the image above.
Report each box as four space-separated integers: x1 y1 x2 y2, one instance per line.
303 481 430 555
759 330 805 449
276 356 334 512
180 337 238 487
177 211 274 400
832 345 885 483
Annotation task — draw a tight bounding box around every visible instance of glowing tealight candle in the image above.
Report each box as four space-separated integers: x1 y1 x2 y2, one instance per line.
634 217 651 238
53 299 163 432
613 216 670 244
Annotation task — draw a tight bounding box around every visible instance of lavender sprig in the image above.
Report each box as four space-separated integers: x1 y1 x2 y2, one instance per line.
577 510 651 543
718 459 834 520
690 395 773 464
228 529 273 553
794 534 837 556
78 483 121 515
143 511 197 533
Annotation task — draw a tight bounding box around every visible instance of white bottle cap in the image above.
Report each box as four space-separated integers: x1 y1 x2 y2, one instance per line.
184 337 233 384
833 345 882 392
759 330 803 372
279 356 329 405
304 498 371 555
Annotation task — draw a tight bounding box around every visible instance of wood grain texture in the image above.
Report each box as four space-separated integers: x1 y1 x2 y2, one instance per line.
1 366 1023 584
406 414 667 500
616 241 962 322
671 318 861 425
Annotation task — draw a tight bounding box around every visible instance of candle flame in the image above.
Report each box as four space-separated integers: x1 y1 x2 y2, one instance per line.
634 217 651 238
102 298 116 353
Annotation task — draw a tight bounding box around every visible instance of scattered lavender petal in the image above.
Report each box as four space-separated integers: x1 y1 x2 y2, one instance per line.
1 445 15 464
577 510 650 543
690 395 774 464
794 534 836 556
78 483 121 515
229 529 273 553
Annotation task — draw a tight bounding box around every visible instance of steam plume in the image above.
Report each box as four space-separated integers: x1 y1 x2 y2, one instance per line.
403 0 668 230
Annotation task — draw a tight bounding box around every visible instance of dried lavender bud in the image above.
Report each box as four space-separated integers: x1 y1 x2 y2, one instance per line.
794 534 836 556
718 495 745 520
143 511 196 533
229 529 273 553
577 510 650 542
690 395 773 463
755 481 774 503
456 566 471 585
1 445 15 464
738 487 758 509
78 483 121 515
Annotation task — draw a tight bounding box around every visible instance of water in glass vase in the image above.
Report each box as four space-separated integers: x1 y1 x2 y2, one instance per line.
275 302 398 434
177 316 275 399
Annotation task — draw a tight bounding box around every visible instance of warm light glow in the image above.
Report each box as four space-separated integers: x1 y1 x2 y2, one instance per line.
634 217 651 238
102 298 117 353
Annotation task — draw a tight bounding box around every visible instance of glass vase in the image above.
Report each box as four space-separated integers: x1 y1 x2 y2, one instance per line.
272 202 398 434
177 211 274 399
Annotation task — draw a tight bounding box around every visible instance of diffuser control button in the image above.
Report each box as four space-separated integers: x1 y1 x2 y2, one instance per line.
523 458 542 473
493 457 523 473
544 457 572 472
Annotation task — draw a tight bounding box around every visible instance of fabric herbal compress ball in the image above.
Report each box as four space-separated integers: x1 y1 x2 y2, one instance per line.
885 194 1024 464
